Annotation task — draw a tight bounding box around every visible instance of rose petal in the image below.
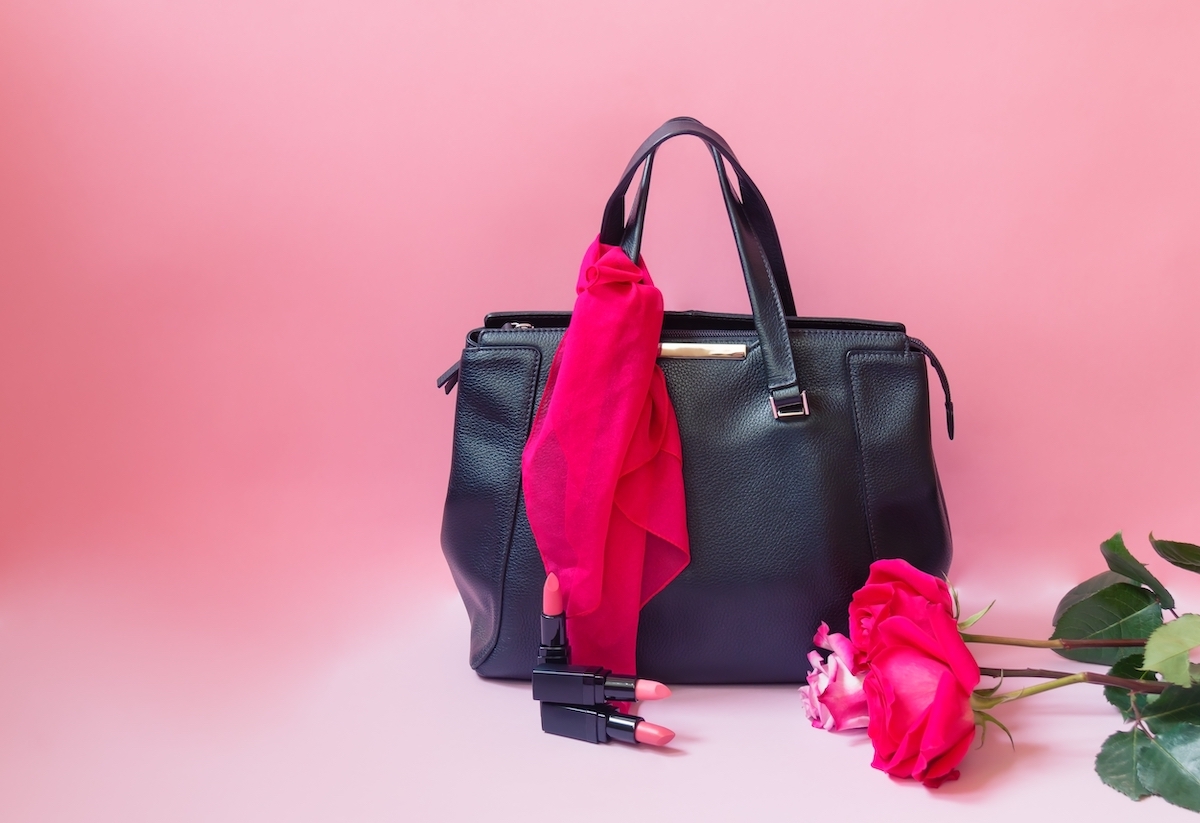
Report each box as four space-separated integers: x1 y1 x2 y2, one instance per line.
821 656 870 731
909 673 976 784
814 621 833 649
859 600 978 785
863 559 954 611
848 559 956 668
922 769 960 789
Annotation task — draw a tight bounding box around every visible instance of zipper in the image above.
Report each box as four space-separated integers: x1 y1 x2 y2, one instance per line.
486 310 905 334
441 322 956 441
441 325 754 394
499 322 755 341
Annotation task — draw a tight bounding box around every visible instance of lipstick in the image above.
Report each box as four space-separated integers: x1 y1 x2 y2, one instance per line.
540 702 675 746
538 572 570 665
534 573 671 704
532 665 672 704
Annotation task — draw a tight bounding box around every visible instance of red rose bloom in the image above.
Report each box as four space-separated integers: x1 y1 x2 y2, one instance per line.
852 560 980 788
848 557 955 672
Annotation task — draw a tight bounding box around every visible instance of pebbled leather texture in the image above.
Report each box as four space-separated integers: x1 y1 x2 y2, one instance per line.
848 351 952 572
442 322 952 683
440 345 541 669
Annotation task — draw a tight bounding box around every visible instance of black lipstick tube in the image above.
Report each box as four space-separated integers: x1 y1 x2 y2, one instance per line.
532 664 637 704
537 609 570 666
539 702 641 745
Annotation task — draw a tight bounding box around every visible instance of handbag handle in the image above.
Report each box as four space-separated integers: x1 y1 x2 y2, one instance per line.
599 117 797 318
599 119 809 419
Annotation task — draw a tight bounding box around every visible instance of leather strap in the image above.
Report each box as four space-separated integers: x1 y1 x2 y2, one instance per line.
621 153 655 266
600 117 797 318
708 144 805 413
599 119 807 416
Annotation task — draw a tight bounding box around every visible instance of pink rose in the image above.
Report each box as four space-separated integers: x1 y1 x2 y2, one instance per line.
800 622 869 731
848 558 955 671
859 573 980 787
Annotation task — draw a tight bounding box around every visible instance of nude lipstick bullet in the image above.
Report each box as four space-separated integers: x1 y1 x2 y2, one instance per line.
538 572 570 666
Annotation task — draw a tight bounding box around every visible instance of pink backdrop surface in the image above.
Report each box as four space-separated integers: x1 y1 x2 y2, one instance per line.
2 1 1199 820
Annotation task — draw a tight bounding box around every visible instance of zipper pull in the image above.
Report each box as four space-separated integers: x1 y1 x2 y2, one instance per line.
907 337 954 440
440 323 534 394
437 361 461 394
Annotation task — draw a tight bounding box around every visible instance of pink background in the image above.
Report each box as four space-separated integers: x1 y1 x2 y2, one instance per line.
2 1 1199 819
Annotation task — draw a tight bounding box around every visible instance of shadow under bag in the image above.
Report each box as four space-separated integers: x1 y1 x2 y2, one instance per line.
437 117 954 684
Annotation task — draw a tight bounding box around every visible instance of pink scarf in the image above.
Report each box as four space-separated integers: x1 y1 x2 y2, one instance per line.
521 238 690 674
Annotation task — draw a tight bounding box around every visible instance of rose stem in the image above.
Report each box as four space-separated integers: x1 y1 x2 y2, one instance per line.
978 667 1168 693
978 667 1073 679
961 633 1146 650
972 672 1169 709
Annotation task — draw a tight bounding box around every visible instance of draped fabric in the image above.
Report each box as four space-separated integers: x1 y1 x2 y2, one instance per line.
521 238 690 674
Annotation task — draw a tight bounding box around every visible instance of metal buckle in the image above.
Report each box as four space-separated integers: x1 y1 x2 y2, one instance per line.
770 391 810 419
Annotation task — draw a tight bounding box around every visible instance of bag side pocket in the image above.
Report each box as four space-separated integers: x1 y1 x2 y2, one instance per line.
848 350 952 577
441 345 541 669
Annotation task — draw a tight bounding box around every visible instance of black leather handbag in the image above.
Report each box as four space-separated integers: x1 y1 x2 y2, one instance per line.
438 118 954 684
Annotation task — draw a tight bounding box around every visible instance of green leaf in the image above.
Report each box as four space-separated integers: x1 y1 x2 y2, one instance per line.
1096 728 1152 800
1135 723 1200 812
1052 571 1134 627
1101 532 1175 611
1104 654 1158 721
1144 615 1200 686
1051 583 1164 665
958 600 995 631
1141 686 1200 733
1151 533 1200 575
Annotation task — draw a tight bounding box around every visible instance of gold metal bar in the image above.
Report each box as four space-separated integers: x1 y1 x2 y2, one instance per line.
657 342 747 360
